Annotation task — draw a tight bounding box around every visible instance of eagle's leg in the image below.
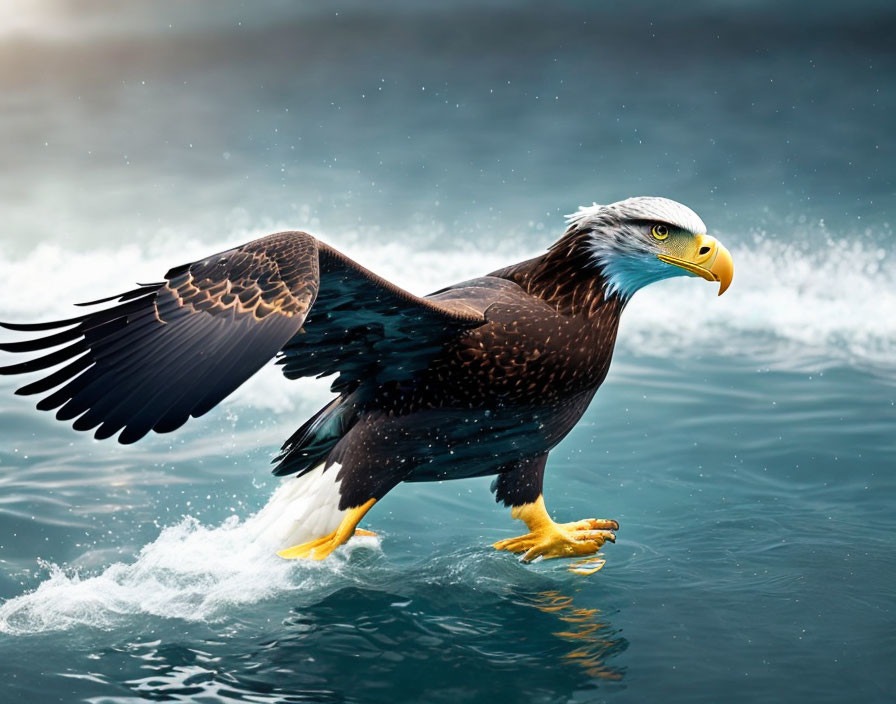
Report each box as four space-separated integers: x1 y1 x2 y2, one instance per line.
491 456 618 563
277 498 376 560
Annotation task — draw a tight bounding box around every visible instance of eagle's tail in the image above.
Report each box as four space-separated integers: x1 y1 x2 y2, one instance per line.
248 462 354 551
255 398 381 560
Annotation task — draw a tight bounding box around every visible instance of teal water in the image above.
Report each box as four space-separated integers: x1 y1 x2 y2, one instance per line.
0 2 894 702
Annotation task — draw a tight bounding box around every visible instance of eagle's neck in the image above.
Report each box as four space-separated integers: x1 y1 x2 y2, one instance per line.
494 229 624 320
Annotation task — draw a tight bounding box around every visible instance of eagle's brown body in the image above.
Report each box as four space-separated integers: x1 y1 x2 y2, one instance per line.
274 229 624 511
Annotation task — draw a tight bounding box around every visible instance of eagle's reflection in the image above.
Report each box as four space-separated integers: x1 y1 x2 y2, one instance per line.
248 581 627 701
521 586 626 681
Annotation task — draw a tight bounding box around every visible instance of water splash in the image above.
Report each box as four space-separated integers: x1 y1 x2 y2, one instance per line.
0 481 381 635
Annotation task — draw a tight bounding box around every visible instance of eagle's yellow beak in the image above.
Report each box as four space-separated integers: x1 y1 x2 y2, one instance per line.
657 234 734 296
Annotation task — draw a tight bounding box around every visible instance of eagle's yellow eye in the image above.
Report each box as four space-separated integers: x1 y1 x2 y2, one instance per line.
651 224 669 240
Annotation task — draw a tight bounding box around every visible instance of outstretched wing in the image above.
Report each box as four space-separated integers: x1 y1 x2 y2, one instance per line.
0 232 319 443
0 232 485 444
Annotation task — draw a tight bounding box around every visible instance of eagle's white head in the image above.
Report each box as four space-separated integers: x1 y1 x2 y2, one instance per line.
567 196 734 300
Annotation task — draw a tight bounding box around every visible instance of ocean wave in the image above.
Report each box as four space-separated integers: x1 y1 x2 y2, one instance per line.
0 224 892 414
620 228 896 371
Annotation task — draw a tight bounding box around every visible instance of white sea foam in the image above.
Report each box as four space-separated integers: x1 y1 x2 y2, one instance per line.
0 479 381 635
0 223 892 417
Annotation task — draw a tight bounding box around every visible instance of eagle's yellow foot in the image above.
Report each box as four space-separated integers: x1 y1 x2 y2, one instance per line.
277 499 376 561
493 523 615 562
493 495 617 563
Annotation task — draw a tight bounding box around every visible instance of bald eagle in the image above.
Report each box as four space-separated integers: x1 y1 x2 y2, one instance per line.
0 197 732 566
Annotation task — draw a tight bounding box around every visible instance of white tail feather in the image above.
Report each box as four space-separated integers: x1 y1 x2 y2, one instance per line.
245 463 346 549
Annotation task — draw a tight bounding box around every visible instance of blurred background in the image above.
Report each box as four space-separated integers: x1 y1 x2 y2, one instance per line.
0 2 893 703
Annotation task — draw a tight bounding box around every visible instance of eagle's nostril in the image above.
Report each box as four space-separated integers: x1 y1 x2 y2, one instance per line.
698 246 711 255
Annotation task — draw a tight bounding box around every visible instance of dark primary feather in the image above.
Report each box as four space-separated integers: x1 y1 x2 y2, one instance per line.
0 232 319 442
1 231 486 445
